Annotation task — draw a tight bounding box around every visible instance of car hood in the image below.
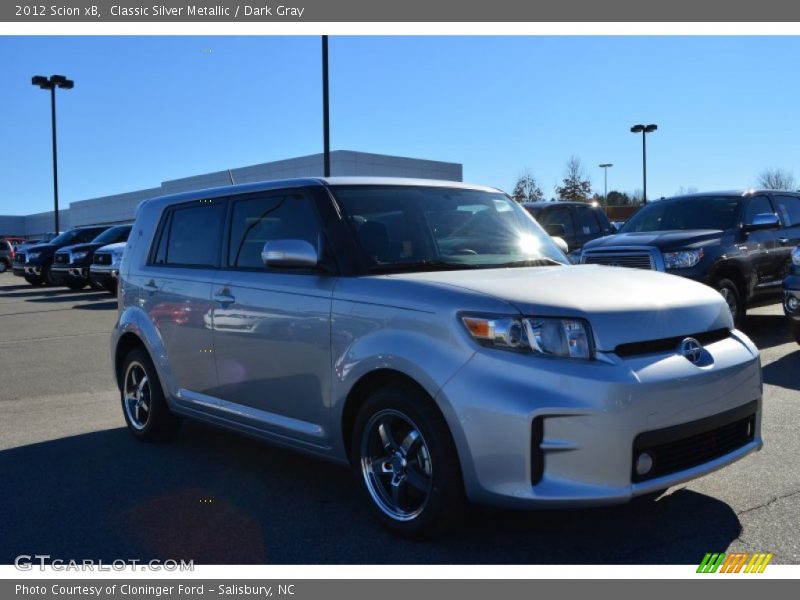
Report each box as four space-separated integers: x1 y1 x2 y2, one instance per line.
95 242 126 253
59 242 104 254
21 243 59 255
583 229 724 250
387 265 732 351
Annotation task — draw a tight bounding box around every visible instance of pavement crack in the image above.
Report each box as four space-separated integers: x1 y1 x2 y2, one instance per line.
737 488 800 516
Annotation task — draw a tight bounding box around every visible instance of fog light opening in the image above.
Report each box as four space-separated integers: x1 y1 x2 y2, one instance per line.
635 452 653 476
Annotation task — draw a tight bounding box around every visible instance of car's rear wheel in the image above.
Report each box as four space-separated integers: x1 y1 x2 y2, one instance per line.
120 347 180 442
714 278 744 326
351 384 465 537
0 261 7 273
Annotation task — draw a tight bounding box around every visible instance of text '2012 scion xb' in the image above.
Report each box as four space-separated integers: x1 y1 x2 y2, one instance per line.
112 178 762 537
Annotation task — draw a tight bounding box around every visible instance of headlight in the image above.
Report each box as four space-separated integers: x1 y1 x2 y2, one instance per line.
792 246 800 266
462 315 594 359
111 249 124 264
27 251 41 261
663 248 704 269
71 251 88 261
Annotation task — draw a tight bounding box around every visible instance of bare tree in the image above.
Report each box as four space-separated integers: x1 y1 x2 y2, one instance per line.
555 155 592 202
675 186 698 195
757 168 796 191
511 170 544 203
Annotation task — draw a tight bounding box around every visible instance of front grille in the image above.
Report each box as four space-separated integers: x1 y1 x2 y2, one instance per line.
93 253 112 266
583 251 654 270
632 401 757 483
14 253 25 264
615 328 731 358
54 253 69 265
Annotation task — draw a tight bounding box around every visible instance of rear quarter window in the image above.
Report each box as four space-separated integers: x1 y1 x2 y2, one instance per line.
150 200 226 267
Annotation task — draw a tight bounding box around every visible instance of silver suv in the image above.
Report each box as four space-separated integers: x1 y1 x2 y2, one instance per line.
112 178 763 536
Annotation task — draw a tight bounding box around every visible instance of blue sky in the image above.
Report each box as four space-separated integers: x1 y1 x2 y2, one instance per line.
1 35 800 215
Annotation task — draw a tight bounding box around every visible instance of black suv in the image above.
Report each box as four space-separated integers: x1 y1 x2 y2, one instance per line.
14 226 110 286
581 190 800 324
523 201 616 261
51 224 131 290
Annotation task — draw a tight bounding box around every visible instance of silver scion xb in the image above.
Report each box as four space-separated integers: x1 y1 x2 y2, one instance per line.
111 178 763 536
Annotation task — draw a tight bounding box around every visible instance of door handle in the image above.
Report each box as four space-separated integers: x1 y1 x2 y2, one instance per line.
214 288 235 304
142 280 158 293
778 237 790 245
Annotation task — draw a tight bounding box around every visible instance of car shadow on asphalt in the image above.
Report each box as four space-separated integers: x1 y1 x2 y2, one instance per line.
71 300 118 311
742 314 793 350
25 292 110 304
0 421 742 565
762 349 800 391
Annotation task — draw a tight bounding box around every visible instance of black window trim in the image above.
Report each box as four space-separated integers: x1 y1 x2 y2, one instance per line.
221 186 338 275
147 198 227 270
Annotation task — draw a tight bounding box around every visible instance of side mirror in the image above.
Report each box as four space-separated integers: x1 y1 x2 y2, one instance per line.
552 236 569 254
544 223 567 237
262 240 319 268
743 213 780 232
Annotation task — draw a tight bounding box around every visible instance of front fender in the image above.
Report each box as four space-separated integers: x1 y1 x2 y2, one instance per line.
330 300 475 460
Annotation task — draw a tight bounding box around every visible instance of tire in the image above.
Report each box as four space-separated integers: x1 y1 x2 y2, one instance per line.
0 261 7 273
42 264 56 286
792 320 800 346
119 347 180 442
24 274 43 286
65 277 87 291
105 281 118 296
713 278 745 326
350 384 465 538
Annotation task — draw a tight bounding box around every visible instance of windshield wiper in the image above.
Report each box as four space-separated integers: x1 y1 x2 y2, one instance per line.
480 257 564 268
368 260 480 274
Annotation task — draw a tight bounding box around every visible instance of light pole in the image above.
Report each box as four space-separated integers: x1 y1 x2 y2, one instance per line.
321 36 330 177
32 74 74 235
630 124 657 204
599 163 613 202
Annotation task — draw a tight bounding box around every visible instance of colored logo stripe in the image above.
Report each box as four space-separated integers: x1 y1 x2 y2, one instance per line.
697 552 773 573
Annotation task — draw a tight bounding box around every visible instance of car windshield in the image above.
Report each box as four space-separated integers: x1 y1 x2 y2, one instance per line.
331 185 568 273
49 230 84 245
620 196 740 233
92 225 130 244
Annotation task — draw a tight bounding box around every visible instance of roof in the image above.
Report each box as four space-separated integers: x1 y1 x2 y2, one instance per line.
137 177 501 211
522 201 602 209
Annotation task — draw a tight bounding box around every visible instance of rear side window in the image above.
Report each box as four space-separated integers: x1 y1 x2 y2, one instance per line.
774 195 800 227
575 206 601 235
228 193 321 269
151 201 226 267
537 206 575 237
742 195 773 225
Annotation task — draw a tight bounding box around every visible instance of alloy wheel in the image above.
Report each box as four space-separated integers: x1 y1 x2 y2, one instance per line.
360 409 433 521
123 361 151 430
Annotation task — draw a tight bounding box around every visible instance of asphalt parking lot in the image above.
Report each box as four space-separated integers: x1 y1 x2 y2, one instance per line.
0 274 798 565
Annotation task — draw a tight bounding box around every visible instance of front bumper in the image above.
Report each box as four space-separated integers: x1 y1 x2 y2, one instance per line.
12 264 25 276
436 330 762 508
89 264 119 287
784 275 800 320
52 264 90 280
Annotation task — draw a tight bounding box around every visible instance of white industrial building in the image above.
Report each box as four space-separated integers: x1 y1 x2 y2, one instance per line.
0 151 463 238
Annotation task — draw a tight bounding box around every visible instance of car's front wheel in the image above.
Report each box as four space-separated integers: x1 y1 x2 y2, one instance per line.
714 278 744 326
24 274 43 286
351 384 465 537
65 276 86 290
0 261 7 273
120 347 180 442
792 320 800 346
